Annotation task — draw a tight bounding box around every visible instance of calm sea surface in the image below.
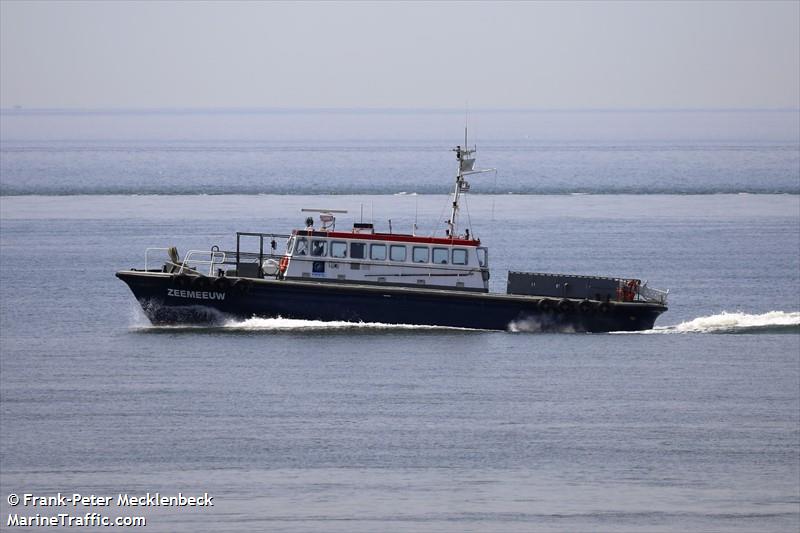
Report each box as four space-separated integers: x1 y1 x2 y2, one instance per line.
1 110 799 532
2 108 799 195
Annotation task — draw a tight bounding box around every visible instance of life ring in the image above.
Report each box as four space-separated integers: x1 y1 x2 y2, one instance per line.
578 299 594 314
279 256 289 273
557 299 574 313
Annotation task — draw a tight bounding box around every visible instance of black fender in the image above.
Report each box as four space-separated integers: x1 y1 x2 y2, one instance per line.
557 299 574 313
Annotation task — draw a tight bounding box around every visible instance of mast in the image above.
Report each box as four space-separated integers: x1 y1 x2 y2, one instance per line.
448 143 473 238
448 120 480 238
446 124 496 238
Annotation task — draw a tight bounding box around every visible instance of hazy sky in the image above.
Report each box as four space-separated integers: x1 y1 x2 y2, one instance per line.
1 1 798 109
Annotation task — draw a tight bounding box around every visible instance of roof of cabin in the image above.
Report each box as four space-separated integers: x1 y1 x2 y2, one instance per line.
291 229 480 247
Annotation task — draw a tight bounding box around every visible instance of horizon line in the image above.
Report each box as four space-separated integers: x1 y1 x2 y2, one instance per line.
2 106 799 116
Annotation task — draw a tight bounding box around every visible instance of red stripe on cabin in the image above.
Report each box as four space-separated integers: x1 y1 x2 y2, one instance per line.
291 229 480 246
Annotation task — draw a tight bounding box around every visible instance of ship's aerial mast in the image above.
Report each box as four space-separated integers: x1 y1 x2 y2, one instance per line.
447 125 493 239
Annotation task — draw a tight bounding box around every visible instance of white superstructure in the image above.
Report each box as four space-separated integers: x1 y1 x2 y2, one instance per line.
279 223 489 291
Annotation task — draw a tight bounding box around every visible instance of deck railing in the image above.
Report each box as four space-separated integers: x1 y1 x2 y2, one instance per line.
144 247 172 271
231 232 292 276
178 250 226 276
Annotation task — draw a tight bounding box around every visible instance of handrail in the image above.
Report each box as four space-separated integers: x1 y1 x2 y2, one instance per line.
145 247 171 271
235 233 293 274
180 250 227 276
236 232 291 239
217 250 284 263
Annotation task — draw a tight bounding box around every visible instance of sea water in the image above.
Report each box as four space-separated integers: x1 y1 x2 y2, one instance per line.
1 110 798 532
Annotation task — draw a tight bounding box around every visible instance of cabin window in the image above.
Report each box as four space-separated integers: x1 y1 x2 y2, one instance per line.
477 247 488 267
370 243 387 261
286 236 295 253
330 241 347 258
412 246 428 263
311 239 327 257
432 247 448 264
452 248 468 265
295 237 308 256
390 245 407 262
351 242 366 259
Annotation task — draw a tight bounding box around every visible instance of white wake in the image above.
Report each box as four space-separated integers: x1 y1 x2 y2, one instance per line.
134 308 799 335
637 311 800 334
220 316 471 331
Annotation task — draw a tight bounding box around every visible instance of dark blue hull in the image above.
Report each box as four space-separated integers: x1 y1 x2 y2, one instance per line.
116 271 667 332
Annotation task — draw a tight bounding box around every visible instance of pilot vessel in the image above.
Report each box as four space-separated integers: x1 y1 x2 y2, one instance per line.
117 138 668 332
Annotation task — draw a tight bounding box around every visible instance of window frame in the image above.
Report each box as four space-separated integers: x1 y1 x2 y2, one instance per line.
311 239 327 257
432 247 449 265
330 241 347 259
389 244 407 262
350 242 366 259
295 237 308 256
370 243 387 261
412 246 429 263
451 248 468 265
477 247 488 267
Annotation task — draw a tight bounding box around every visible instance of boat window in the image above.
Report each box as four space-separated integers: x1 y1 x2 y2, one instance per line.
351 242 365 259
311 239 327 257
477 247 488 267
330 241 347 258
412 246 428 263
286 236 295 254
370 243 387 261
295 237 308 256
390 245 407 262
452 248 468 265
432 247 448 264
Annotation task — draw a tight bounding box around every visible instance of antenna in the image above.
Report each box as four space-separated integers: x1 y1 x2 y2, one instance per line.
414 195 418 235
491 169 498 222
464 102 468 148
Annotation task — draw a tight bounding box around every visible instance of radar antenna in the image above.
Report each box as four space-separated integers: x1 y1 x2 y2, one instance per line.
300 208 348 231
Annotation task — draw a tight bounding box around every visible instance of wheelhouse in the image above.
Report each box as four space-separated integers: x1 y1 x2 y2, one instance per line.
279 223 489 292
